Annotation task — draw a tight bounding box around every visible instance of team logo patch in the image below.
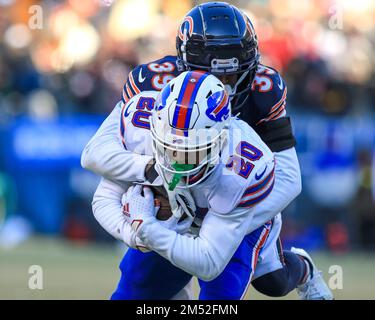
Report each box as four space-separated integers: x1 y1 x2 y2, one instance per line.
178 16 194 41
206 91 230 122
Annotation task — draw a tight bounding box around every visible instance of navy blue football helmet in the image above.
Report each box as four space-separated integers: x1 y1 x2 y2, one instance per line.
176 2 260 112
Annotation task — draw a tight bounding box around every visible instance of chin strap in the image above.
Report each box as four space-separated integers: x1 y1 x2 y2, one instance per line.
168 163 194 191
229 70 250 98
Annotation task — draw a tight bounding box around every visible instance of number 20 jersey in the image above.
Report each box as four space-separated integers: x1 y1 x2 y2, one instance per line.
120 90 276 232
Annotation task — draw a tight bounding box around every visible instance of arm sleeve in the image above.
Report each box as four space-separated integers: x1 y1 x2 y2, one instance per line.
92 178 137 247
138 204 256 281
255 117 296 152
137 150 301 281
81 101 153 184
250 147 302 227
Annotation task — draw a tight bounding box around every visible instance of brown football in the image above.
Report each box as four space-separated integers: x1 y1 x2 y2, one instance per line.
150 186 173 221
150 186 187 221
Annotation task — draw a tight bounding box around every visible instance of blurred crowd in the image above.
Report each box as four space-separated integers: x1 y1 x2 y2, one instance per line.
0 0 374 250
0 0 374 118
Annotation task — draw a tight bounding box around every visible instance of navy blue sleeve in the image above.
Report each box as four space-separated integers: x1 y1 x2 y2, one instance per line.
250 65 287 126
121 56 180 104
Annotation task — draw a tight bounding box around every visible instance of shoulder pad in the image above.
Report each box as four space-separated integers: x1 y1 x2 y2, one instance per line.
121 56 180 104
208 119 275 214
119 91 158 155
250 65 287 125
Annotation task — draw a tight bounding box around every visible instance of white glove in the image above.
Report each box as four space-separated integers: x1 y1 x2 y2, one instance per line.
134 236 151 253
165 188 196 234
154 163 197 221
168 188 196 219
156 208 193 234
121 184 158 233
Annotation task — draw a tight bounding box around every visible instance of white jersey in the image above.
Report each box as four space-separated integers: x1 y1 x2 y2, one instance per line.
114 91 275 280
121 91 274 220
89 93 302 281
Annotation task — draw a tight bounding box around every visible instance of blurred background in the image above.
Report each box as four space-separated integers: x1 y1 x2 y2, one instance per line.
0 0 375 299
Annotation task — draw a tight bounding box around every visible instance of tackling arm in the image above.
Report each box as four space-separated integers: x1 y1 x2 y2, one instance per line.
92 178 139 248
250 147 302 227
137 205 255 281
81 101 153 184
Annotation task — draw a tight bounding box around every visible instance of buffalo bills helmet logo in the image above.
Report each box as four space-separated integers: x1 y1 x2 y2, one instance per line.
206 91 230 122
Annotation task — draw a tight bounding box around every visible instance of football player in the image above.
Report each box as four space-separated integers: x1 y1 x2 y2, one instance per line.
93 71 286 298
83 3 333 299
91 71 333 300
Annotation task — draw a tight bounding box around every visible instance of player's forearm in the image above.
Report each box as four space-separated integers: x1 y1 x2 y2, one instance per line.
274 147 302 200
137 223 218 281
81 101 152 183
92 178 137 246
250 147 301 228
138 209 250 281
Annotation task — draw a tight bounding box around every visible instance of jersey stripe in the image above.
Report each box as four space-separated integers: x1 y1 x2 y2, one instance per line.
122 71 138 104
242 166 275 198
256 87 287 125
270 105 286 120
122 83 132 103
251 220 272 270
122 88 129 103
240 220 272 300
239 173 275 205
125 82 134 99
238 179 275 208
128 70 141 95
269 87 287 114
269 100 286 119
257 101 286 124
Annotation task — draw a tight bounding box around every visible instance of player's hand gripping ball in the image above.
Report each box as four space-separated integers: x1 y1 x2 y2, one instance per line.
150 186 184 221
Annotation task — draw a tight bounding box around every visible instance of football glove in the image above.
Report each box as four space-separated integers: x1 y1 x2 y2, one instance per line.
121 184 158 233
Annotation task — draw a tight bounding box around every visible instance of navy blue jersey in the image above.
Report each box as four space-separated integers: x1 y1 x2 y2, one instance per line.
121 56 287 129
242 65 287 127
122 56 180 103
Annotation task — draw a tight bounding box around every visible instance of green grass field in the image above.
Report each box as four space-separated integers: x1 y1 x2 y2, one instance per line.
0 237 374 300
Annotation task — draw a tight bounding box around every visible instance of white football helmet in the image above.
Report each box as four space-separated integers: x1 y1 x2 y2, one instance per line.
150 71 231 190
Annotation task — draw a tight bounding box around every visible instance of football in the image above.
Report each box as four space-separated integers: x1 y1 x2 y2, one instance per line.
150 186 188 221
150 186 173 221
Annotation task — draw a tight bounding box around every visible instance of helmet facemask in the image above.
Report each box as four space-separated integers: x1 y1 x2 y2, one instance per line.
175 4 260 114
151 122 228 191
151 71 232 191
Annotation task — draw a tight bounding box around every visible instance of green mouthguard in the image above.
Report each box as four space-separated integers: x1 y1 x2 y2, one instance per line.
168 163 195 191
